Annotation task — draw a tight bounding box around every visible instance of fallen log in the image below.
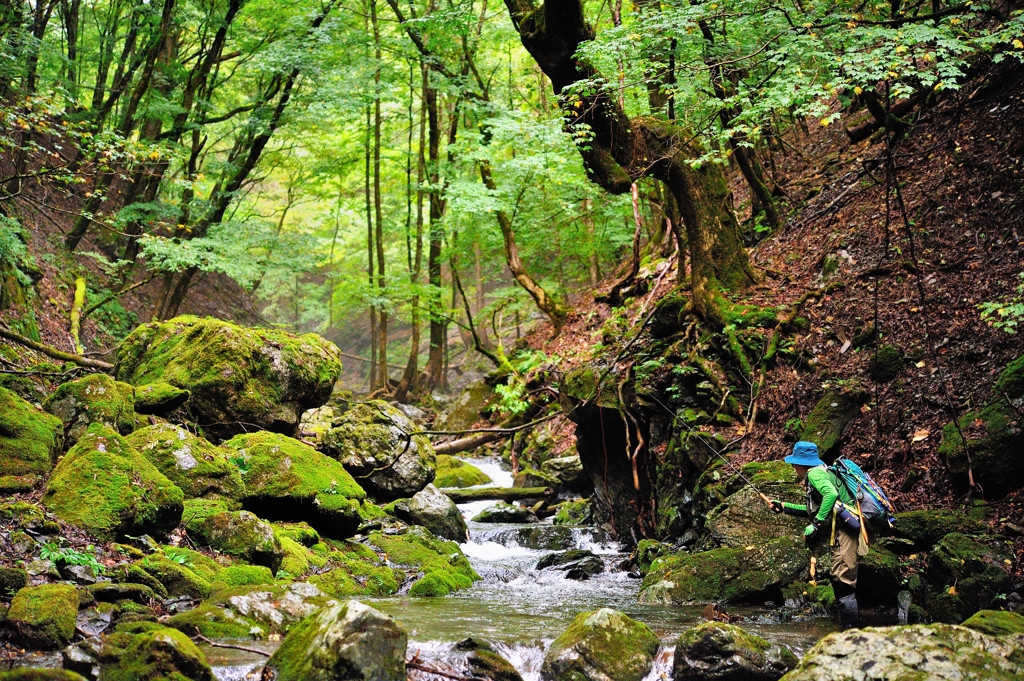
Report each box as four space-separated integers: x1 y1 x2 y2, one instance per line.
0 326 114 371
441 486 552 503
433 431 503 455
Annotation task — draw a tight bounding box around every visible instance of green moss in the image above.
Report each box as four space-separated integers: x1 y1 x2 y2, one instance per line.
278 536 312 576
133 382 190 415
512 467 558 488
544 608 659 681
0 567 28 596
181 498 231 533
218 565 275 587
553 499 592 526
7 584 78 649
870 345 904 382
0 386 63 483
434 455 491 488
356 501 387 522
164 602 254 640
781 581 836 609
126 424 244 500
138 555 212 599
42 423 184 541
559 366 620 408
368 527 479 597
272 522 321 546
102 626 213 681
192 510 282 573
115 316 342 441
43 374 137 443
636 540 672 575
800 386 868 456
938 398 1023 497
994 354 1024 399
111 564 169 599
0 670 87 680
675 621 797 673
962 609 1024 636
926 533 1012 619
893 509 986 549
222 432 364 538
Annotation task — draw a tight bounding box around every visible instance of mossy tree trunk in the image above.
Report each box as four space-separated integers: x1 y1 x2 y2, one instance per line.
502 0 756 325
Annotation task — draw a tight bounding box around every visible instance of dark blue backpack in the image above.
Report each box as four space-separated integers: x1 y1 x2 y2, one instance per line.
830 457 897 527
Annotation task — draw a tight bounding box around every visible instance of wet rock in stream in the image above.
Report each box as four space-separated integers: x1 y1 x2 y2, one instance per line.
472 502 538 524
536 549 604 580
672 621 798 680
541 608 659 681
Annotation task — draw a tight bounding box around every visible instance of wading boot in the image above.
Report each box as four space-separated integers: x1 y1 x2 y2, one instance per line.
838 593 859 628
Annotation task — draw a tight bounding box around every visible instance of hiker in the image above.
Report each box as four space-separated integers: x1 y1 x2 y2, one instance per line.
768 441 866 627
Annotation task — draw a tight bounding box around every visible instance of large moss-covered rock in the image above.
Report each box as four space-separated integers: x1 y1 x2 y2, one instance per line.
133 382 190 416
7 583 78 649
191 510 283 573
673 621 798 681
42 424 183 540
102 626 213 681
458 638 524 681
541 608 659 681
397 483 467 541
704 463 806 548
125 424 244 500
0 671 86 681
799 387 868 458
367 526 479 597
321 400 435 501
115 316 342 441
43 374 137 446
262 600 406 681
963 610 1024 637
137 550 218 599
779 624 1024 680
892 509 987 549
223 432 364 539
435 379 495 431
434 454 491 488
924 533 1013 621
165 582 329 639
639 537 808 605
0 386 63 487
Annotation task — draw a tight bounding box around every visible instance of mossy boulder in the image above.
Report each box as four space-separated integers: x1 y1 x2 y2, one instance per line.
869 345 904 382
705 484 806 549
307 549 399 598
513 467 559 489
125 424 244 501
217 565 275 587
456 638 524 681
165 582 328 639
963 610 1024 636
536 549 603 580
396 483 467 541
435 379 495 431
781 581 836 610
137 554 213 599
924 533 1013 621
673 621 798 680
553 498 593 526
892 509 987 549
321 400 435 501
639 537 808 605
857 542 909 606
559 366 621 410
262 600 407 681
102 626 213 681
0 386 63 486
939 401 1023 498
42 424 184 541
367 526 479 597
434 454 491 488
799 387 868 458
540 608 659 681
0 567 28 595
132 382 190 416
223 432 365 539
43 374 137 446
0 671 86 681
7 583 78 649
472 502 538 524
115 316 343 441
541 455 591 494
779 624 1024 680
191 510 283 573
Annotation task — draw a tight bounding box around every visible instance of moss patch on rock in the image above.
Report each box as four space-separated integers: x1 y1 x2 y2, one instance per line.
192 510 283 573
115 316 342 441
42 423 184 541
924 533 1012 620
133 382 190 416
367 526 479 597
939 398 1023 498
43 374 137 445
7 584 78 649
553 498 593 526
165 583 329 639
541 608 659 681
223 431 364 539
217 565 275 587
962 610 1024 636
672 621 798 680
0 386 63 484
434 455 491 488
137 554 213 599
799 386 868 458
126 424 244 501
892 509 986 549
102 626 213 681
869 345 905 382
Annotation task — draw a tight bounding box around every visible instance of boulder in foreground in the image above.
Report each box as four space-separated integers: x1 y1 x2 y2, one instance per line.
115 316 342 441
262 600 407 681
0 386 63 487
541 608 659 681
673 621 797 681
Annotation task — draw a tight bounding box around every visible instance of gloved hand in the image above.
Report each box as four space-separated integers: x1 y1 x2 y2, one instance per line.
770 500 785 514
804 520 824 543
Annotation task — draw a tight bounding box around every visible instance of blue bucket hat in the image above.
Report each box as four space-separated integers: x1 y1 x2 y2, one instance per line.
784 441 824 467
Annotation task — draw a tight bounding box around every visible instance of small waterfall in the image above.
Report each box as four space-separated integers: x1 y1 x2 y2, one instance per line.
642 646 675 681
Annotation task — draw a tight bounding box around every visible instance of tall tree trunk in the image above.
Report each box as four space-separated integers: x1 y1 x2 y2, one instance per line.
424 76 448 391
371 0 388 392
502 0 755 325
365 102 378 389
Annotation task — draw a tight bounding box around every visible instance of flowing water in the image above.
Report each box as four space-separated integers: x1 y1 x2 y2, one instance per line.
205 457 837 680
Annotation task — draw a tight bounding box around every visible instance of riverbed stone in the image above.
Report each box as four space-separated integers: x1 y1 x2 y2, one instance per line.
639 536 807 605
115 316 342 441
513 467 559 489
262 600 407 681
472 502 538 524
102 626 213 681
222 431 365 539
42 424 184 541
321 400 435 501
536 549 604 580
165 582 329 639
779 623 1024 680
191 510 283 573
7 584 78 649
43 374 138 446
963 609 1024 636
705 485 806 549
456 638 524 681
397 483 467 541
435 454 492 488
673 621 798 681
541 608 659 681
0 386 63 487
125 424 244 501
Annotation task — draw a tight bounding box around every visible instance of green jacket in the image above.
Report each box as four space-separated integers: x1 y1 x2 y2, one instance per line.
782 465 855 523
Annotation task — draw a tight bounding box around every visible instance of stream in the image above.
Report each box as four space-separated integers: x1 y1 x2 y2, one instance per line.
202 458 838 680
